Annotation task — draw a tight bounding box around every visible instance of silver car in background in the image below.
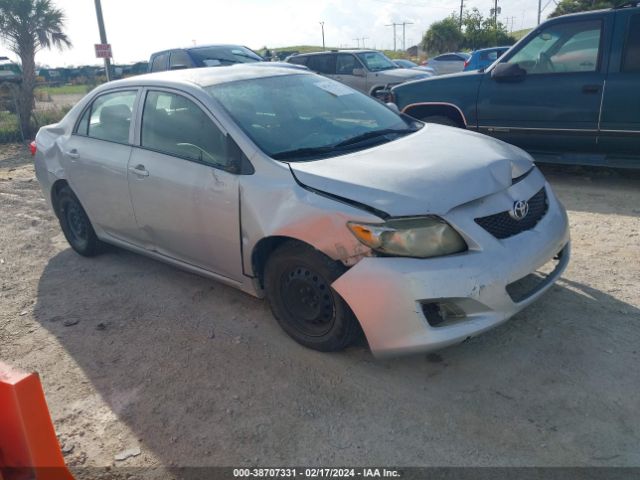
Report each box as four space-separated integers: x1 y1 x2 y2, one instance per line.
424 52 471 75
34 65 570 357
286 50 431 99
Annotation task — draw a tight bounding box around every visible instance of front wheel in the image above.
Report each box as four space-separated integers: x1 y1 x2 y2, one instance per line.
55 186 105 257
264 242 359 352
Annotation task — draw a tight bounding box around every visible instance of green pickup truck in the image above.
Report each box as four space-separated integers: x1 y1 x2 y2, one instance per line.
392 2 640 168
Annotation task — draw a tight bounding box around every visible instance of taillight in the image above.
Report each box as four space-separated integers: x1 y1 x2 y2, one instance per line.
29 141 37 156
464 59 469 68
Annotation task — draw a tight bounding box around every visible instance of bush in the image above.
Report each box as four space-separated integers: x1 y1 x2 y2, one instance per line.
0 106 70 143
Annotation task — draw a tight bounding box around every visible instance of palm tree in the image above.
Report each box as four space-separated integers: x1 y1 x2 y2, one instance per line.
0 0 71 138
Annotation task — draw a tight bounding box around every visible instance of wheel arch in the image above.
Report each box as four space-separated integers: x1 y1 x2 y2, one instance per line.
402 102 467 128
50 179 70 216
251 236 310 288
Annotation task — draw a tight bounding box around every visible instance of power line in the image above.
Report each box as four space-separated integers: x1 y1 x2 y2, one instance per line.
353 37 369 48
385 22 413 51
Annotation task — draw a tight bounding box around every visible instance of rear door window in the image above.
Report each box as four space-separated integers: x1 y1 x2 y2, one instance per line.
622 14 640 73
169 51 193 70
306 54 336 74
77 90 137 144
151 53 169 72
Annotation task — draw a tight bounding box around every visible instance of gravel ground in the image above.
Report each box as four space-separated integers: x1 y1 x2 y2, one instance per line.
0 144 639 475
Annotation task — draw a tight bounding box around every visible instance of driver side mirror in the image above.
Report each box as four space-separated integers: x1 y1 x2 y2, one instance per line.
491 62 527 82
352 68 366 77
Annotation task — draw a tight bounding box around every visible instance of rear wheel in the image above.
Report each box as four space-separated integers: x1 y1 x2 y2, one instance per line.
420 115 460 127
264 242 359 352
55 186 105 257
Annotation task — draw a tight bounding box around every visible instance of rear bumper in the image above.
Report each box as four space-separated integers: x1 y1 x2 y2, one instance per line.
332 188 570 358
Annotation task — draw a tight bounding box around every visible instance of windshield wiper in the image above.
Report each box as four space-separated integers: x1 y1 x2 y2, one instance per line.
334 128 416 148
271 146 336 160
272 128 417 161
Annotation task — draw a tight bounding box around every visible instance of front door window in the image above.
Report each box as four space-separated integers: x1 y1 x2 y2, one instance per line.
506 20 602 74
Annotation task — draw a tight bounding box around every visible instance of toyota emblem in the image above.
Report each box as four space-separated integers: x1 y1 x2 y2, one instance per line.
509 200 529 221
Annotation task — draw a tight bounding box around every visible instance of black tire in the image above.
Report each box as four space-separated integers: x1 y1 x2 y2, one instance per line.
264 242 359 352
421 115 460 127
55 186 104 257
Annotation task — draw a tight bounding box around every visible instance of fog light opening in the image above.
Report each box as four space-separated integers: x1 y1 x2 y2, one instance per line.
421 302 466 327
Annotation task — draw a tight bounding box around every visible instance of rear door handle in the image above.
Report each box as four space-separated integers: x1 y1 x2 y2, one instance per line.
129 164 149 177
582 84 600 94
65 149 80 159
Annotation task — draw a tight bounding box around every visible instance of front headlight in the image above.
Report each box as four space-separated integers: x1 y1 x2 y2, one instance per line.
347 217 467 259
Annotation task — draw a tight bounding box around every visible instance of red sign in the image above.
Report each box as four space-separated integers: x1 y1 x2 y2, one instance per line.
95 43 112 59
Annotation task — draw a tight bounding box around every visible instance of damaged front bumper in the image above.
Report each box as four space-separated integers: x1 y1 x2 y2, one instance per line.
332 186 571 358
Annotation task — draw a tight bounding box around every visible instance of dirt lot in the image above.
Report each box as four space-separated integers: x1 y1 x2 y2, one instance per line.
1 144 639 474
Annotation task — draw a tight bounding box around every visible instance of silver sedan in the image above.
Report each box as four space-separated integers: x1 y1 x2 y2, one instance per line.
34 65 570 357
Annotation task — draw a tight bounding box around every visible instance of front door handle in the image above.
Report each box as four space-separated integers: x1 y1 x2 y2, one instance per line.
582 84 600 94
65 149 80 159
129 164 149 177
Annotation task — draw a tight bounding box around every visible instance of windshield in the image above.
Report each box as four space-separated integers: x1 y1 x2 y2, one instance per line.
356 52 398 72
190 46 263 66
206 74 419 161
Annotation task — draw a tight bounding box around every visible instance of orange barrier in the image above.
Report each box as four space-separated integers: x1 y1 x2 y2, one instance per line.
0 362 73 480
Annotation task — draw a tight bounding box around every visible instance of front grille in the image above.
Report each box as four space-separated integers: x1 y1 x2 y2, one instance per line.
475 188 548 239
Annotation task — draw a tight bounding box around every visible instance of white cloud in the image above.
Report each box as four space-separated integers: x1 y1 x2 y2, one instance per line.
0 0 542 67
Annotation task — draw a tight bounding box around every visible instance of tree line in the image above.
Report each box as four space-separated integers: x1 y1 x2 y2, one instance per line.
420 0 621 55
421 9 516 56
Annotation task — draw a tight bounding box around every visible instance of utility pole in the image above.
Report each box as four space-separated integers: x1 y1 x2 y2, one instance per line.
353 37 369 48
401 22 413 51
385 23 398 51
459 0 464 29
538 0 542 24
494 0 499 27
94 0 112 81
319 22 325 50
386 22 412 51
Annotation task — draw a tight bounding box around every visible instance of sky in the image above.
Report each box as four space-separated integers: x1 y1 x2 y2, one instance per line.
1 0 549 67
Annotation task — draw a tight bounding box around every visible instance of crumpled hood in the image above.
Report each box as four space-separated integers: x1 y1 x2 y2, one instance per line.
289 124 533 217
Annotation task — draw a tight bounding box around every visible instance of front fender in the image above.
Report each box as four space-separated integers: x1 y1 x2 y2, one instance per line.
239 160 382 282
392 72 484 126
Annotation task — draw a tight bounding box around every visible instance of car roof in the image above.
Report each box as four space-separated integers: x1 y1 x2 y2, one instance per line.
295 50 379 56
474 46 510 52
94 64 311 90
432 52 468 58
150 44 255 56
